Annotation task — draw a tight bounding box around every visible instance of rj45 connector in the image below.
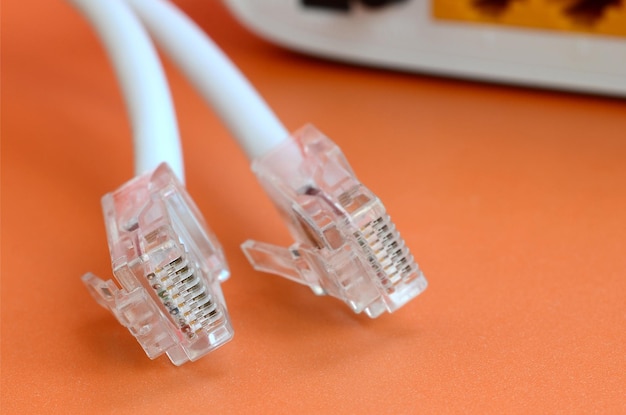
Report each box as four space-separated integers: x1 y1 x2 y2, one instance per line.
83 163 233 365
242 125 427 318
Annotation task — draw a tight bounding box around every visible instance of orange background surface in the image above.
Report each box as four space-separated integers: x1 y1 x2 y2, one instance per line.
2 1 626 413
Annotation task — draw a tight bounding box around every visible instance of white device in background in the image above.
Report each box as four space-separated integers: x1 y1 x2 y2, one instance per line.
224 0 626 97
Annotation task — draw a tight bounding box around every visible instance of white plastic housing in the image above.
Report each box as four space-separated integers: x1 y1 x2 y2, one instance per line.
83 163 233 365
242 125 427 318
224 0 626 97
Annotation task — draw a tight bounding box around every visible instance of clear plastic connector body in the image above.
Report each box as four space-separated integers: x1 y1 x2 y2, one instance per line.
242 125 427 318
82 163 233 365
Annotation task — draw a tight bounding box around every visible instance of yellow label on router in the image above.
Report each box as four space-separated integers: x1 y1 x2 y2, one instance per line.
433 0 626 38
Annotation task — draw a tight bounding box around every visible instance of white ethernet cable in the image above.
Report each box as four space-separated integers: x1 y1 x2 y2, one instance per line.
124 0 289 160
69 0 234 365
67 0 184 181
127 0 428 318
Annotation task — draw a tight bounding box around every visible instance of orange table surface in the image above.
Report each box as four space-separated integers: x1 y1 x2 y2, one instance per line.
2 1 626 413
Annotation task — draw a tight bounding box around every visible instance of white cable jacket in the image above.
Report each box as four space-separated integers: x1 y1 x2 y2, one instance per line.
124 0 289 161
68 0 185 182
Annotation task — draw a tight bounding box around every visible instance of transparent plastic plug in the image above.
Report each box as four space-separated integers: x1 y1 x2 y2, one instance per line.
82 163 233 365
242 125 427 318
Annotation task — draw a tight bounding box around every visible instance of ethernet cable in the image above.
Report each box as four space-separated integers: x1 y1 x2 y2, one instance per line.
66 0 184 180
124 0 289 160
126 0 428 317
69 0 234 365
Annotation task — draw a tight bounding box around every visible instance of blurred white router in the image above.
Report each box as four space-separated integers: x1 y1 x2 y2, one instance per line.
224 0 626 97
